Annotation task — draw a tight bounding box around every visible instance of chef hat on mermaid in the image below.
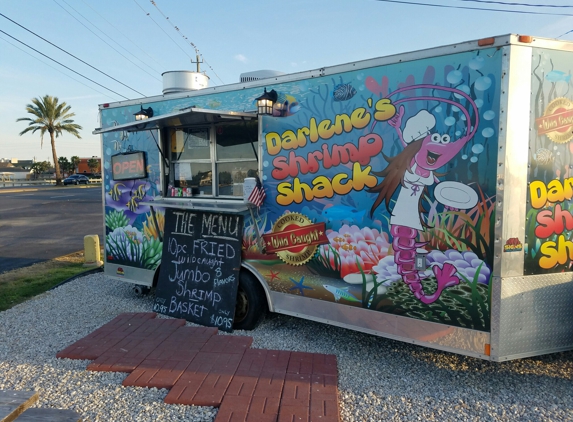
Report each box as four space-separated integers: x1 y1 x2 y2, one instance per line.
402 110 436 144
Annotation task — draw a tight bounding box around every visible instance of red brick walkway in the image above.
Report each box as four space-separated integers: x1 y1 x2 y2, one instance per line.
56 313 339 422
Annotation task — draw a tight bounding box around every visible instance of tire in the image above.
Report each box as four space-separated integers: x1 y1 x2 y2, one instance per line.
134 285 151 295
233 270 267 330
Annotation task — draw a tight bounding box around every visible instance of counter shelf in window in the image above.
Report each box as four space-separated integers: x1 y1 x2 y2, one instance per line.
139 198 250 214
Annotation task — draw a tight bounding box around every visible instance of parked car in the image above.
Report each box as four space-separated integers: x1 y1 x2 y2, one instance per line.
63 174 90 185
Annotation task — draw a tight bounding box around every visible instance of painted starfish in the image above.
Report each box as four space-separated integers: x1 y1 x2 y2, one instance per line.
268 270 280 282
289 276 313 296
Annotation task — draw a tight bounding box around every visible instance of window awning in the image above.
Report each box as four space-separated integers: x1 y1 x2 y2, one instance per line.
93 107 257 135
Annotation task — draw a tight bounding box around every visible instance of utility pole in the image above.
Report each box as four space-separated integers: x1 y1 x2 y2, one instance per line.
191 54 203 73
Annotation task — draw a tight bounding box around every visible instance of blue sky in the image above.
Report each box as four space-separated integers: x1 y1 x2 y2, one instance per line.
1 0 572 163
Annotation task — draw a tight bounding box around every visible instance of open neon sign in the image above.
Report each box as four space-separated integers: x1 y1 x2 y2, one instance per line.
111 151 147 181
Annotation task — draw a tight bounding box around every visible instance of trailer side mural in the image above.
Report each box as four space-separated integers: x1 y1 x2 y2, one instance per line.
101 47 501 331
525 48 573 275
249 48 501 331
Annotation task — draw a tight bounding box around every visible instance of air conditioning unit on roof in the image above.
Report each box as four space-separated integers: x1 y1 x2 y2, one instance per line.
240 70 285 83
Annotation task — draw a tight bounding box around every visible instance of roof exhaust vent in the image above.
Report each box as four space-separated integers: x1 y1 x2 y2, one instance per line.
240 70 285 83
162 71 209 95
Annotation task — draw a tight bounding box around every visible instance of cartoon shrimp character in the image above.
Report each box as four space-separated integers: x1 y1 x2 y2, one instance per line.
369 85 479 304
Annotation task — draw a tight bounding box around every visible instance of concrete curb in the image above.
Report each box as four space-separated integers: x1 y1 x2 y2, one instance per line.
0 184 101 194
49 267 104 291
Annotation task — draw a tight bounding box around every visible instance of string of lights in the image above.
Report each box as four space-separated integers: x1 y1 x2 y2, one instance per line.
131 0 193 60
148 0 225 85
53 0 161 82
79 0 165 71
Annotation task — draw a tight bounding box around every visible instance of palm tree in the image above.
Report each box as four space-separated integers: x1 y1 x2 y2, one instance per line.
58 156 71 176
17 95 82 185
87 157 100 174
70 156 80 174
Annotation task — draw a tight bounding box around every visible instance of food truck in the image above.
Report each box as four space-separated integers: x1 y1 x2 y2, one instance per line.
95 34 573 361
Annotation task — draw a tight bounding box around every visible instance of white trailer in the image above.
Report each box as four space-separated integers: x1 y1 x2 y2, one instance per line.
95 34 573 361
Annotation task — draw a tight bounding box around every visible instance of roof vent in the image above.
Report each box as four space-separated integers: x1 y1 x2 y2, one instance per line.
240 70 285 83
162 71 209 95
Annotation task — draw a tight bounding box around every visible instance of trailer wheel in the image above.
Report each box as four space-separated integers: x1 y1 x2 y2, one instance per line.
134 285 151 295
234 270 267 330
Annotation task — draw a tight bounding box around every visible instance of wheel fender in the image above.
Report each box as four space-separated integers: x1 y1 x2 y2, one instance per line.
152 264 161 288
240 262 274 312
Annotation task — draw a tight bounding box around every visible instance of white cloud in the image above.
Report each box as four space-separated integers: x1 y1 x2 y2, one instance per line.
234 54 248 63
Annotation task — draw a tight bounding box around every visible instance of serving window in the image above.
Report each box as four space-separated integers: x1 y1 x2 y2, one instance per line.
167 120 258 198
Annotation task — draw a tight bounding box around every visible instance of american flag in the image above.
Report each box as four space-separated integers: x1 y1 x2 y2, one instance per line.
248 176 266 208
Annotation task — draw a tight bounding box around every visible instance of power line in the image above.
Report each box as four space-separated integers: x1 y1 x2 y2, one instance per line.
54 0 161 82
459 0 573 8
150 0 199 56
149 0 224 85
0 29 130 100
0 34 120 102
0 12 145 97
374 0 573 16
79 0 165 71
131 0 193 60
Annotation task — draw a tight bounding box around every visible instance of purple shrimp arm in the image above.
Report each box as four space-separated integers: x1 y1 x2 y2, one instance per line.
388 105 404 129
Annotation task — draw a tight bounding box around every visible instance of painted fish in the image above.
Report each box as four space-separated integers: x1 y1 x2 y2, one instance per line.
333 83 357 102
108 183 125 201
535 148 553 165
545 70 571 83
322 205 366 224
274 93 300 116
126 196 140 212
207 100 221 108
134 184 147 200
323 284 361 303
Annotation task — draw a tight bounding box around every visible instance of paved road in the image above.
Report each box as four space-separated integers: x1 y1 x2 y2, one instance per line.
0 185 103 274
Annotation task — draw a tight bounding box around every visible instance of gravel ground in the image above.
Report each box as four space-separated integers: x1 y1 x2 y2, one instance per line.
0 272 571 422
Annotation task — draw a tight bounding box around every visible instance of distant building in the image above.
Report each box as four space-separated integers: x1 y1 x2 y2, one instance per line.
0 158 35 169
0 166 32 180
77 157 101 175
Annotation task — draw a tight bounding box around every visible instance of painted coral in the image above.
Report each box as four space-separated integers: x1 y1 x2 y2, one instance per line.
318 224 391 279
372 249 491 286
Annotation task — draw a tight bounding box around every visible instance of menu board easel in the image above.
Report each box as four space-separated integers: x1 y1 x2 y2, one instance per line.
153 208 243 332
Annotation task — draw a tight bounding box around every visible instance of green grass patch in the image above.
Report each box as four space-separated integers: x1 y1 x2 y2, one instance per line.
0 258 93 311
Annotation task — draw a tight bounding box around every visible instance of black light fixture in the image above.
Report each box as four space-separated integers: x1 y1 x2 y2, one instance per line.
255 88 277 115
134 106 154 121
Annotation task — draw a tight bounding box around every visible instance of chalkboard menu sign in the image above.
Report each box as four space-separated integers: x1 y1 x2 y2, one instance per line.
153 208 244 332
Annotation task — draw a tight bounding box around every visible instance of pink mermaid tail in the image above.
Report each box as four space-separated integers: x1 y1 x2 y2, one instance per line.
391 225 459 304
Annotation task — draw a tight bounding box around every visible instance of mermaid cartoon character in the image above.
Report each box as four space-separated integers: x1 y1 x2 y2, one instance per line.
369 88 479 304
